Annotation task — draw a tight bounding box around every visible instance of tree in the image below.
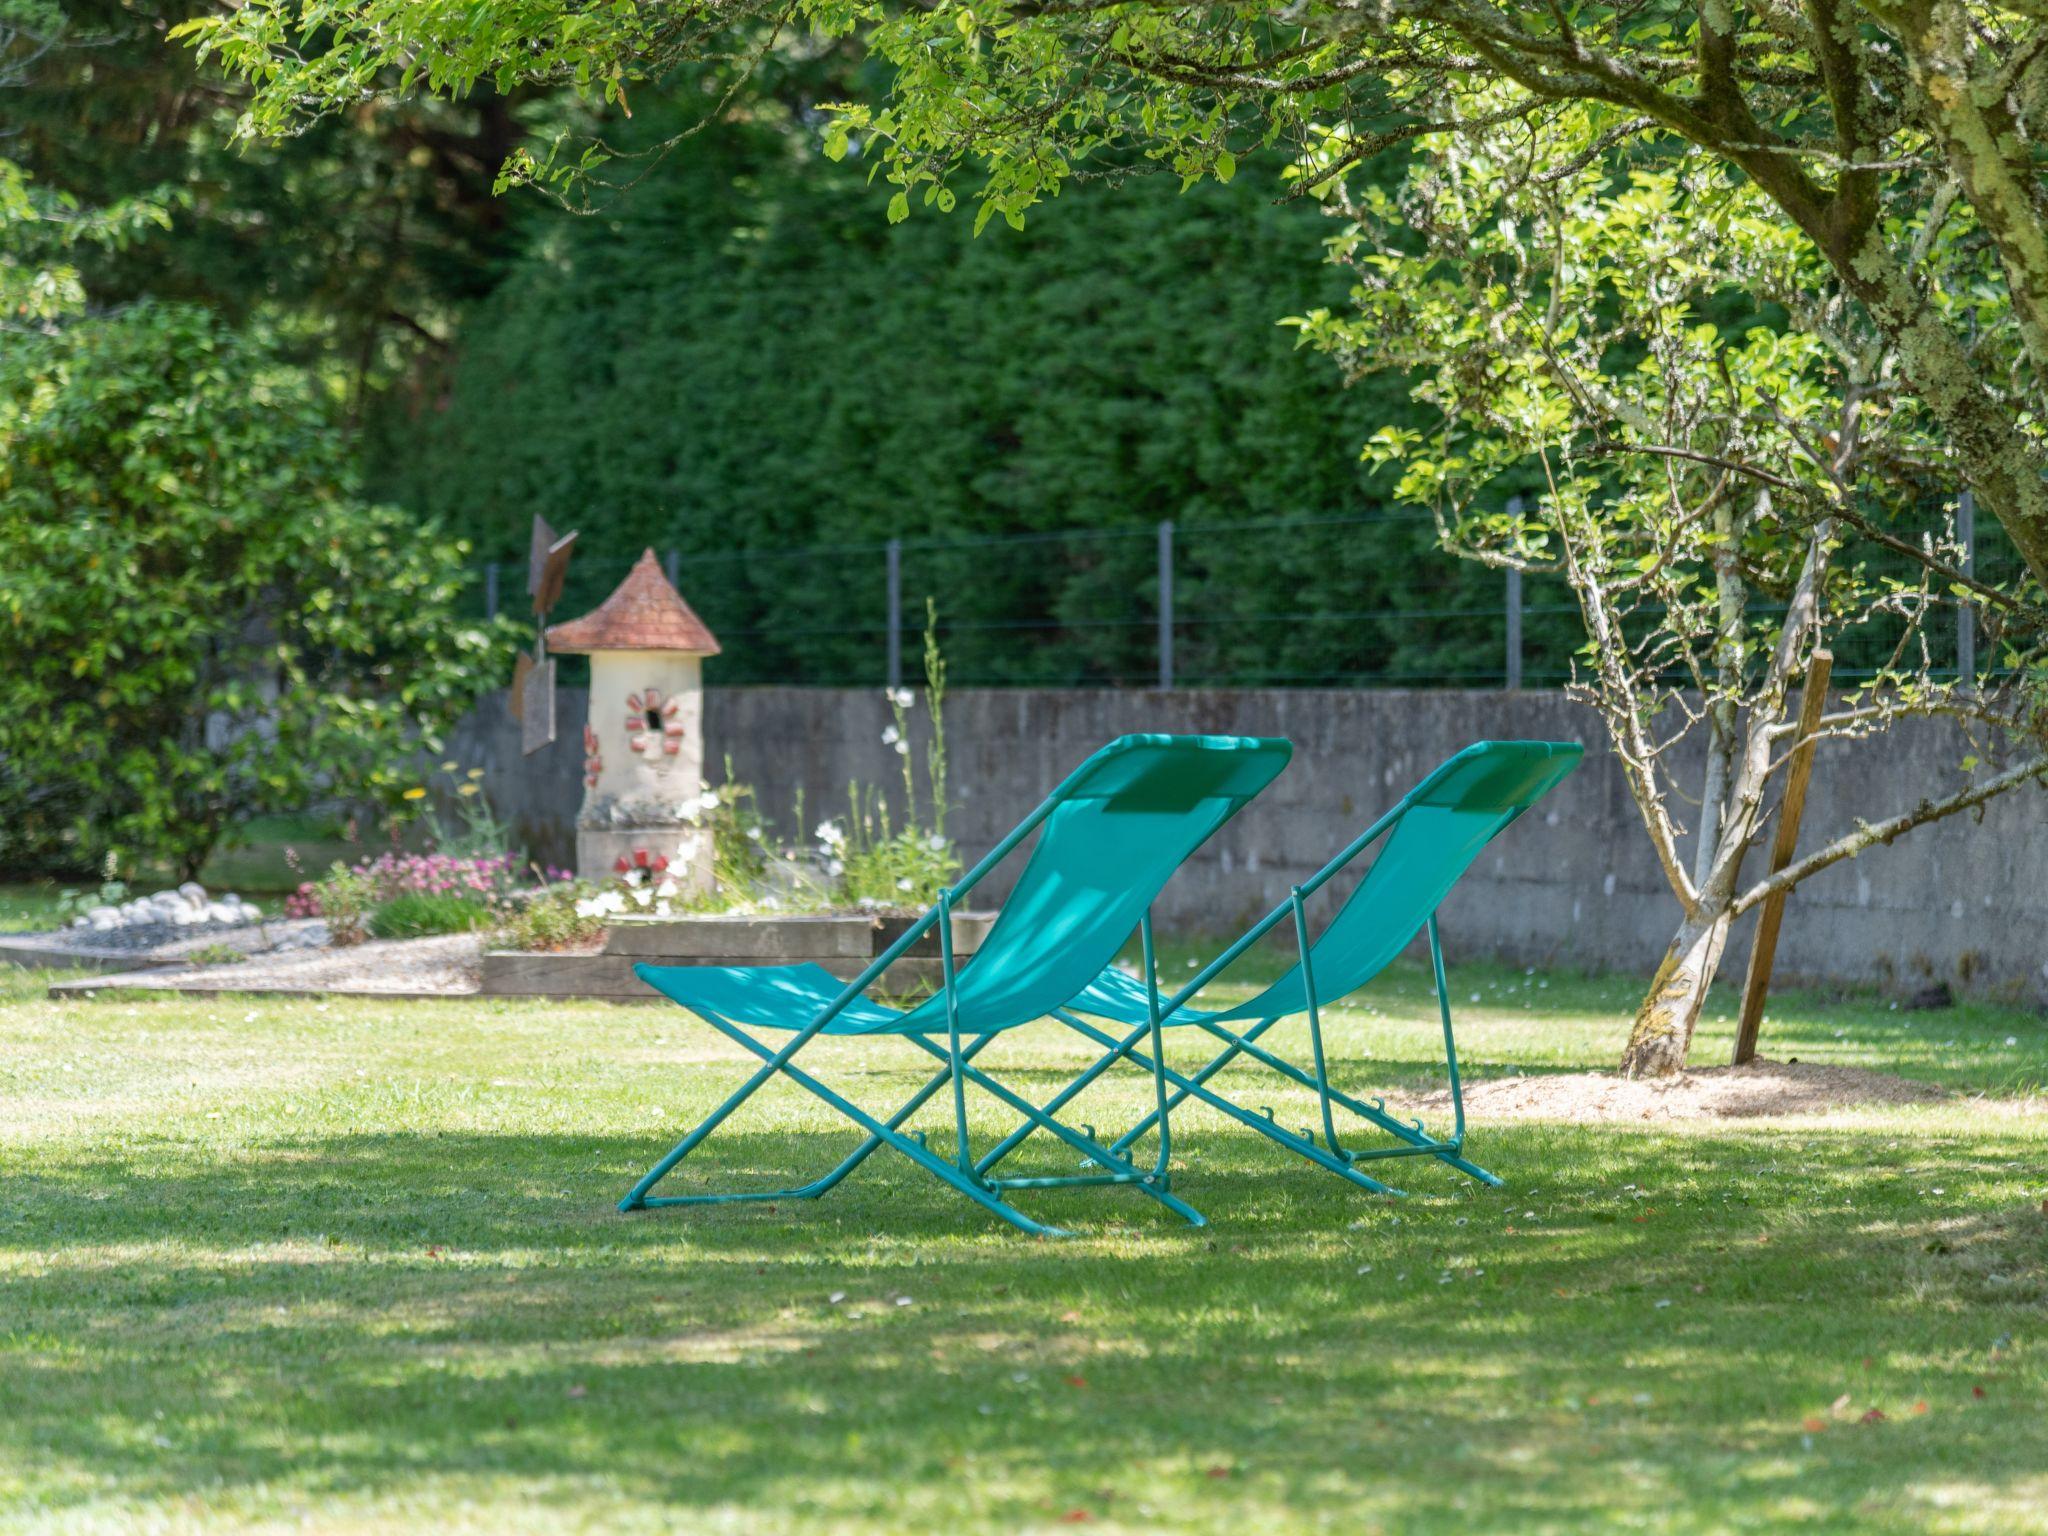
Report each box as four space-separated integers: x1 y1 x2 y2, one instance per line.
9 0 533 421
2 3 169 329
181 0 2048 609
1296 109 2047 1073
0 301 509 878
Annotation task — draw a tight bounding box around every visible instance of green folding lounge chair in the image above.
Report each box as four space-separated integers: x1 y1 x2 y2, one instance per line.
622 733 1293 1236
1016 740 1582 1198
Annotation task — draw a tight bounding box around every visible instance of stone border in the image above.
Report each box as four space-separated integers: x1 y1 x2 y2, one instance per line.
3 919 328 975
1 936 174 974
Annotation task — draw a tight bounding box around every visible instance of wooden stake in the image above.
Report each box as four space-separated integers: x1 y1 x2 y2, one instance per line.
1733 648 1833 1065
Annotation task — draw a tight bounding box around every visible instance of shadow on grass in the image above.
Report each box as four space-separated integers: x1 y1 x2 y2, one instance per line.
6 1121 2045 1530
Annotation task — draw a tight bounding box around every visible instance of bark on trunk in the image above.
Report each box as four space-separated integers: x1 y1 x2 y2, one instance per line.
1619 902 1734 1078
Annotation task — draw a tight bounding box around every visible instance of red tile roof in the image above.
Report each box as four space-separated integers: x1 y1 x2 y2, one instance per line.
544 549 721 655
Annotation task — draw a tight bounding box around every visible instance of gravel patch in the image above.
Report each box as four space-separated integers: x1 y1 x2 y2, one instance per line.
54 933 483 998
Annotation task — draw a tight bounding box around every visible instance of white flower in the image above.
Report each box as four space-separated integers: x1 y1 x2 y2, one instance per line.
597 890 628 916
698 790 722 812
926 833 947 851
745 825 763 841
631 886 654 908
653 901 673 917
815 820 845 849
881 724 901 747
656 878 679 899
888 687 915 709
826 858 845 877
623 868 645 887
896 877 914 892
574 897 603 918
892 740 909 756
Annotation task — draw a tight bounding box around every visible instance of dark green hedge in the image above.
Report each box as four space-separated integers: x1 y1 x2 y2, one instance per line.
373 120 1538 686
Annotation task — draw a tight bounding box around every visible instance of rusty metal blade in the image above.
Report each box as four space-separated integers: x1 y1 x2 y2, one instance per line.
527 515 559 601
520 657 556 755
508 650 535 722
533 529 577 616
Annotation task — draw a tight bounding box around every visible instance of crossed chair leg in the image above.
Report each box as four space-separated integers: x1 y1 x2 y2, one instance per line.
617 1007 1208 1237
1044 917 1502 1194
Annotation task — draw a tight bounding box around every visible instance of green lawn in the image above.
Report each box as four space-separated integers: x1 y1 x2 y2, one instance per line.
2 955 2043 1534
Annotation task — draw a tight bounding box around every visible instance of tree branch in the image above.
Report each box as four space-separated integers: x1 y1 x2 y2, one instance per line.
1732 750 2048 913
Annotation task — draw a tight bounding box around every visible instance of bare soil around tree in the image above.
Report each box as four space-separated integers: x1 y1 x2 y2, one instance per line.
1408 1058 1959 1122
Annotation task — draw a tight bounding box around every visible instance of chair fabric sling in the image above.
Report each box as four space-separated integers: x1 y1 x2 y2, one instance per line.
622 732 1292 1236
1045 740 1582 1197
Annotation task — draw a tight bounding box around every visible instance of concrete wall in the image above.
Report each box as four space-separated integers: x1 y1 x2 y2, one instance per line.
452 687 2048 1003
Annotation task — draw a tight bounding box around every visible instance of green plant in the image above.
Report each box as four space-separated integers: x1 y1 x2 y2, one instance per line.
0 301 514 879
698 766 770 901
367 890 495 941
51 880 130 924
418 764 522 863
817 608 961 911
184 942 249 966
310 863 380 947
496 882 607 952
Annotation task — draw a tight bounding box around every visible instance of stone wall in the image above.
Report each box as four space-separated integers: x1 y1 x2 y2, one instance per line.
451 687 2048 1003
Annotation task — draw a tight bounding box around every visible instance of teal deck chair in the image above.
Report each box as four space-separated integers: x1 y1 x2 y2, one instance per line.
1007 741 1582 1198
623 733 1293 1236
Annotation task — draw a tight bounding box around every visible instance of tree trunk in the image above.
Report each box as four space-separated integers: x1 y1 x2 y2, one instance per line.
1619 902 1734 1078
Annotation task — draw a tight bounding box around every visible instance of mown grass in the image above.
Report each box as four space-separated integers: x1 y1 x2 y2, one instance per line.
1 958 2043 1534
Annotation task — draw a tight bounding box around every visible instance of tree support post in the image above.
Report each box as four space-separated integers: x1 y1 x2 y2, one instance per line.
1733 648 1833 1065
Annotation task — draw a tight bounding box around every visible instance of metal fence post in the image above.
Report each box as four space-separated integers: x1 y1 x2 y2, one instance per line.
1957 486 1976 687
1157 519 1175 690
664 548 681 589
484 562 500 620
1504 496 1524 691
886 538 903 689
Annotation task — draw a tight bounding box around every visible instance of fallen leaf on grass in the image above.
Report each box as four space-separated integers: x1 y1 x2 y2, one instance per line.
1860 1408 1886 1425
1801 1417 1827 1432
1206 1466 1232 1479
1911 1400 1929 1415
1064 1375 1088 1389
1059 1511 1092 1524
1973 1385 1987 1399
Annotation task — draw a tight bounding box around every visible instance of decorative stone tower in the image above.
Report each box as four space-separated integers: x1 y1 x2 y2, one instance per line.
544 549 722 890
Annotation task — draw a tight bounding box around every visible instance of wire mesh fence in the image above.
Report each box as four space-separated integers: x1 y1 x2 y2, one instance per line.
470 505 2019 690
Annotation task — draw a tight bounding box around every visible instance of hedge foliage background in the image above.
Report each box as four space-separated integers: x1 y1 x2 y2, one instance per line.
370 113 1553 688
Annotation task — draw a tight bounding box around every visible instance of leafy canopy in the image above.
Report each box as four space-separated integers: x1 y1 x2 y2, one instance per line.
179 0 2048 597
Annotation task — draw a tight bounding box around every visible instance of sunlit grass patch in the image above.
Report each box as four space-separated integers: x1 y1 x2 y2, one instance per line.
1 958 2043 1533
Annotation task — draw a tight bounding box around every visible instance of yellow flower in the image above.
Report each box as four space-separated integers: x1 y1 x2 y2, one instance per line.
440 761 460 773
402 787 427 801
457 784 481 797
466 768 486 780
